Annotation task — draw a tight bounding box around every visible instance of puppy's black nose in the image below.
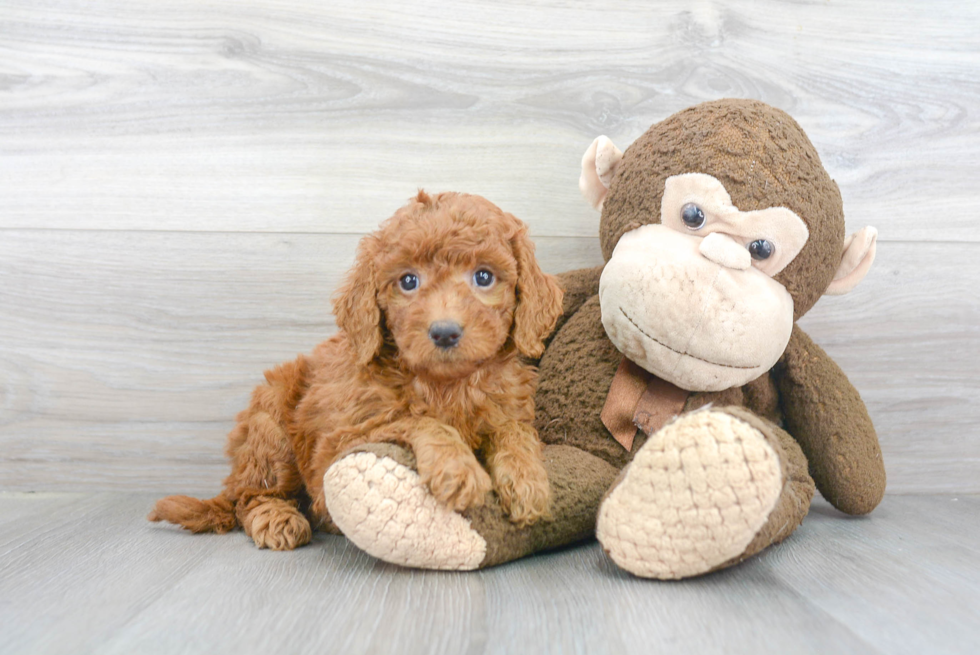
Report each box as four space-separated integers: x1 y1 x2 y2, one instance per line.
429 321 462 349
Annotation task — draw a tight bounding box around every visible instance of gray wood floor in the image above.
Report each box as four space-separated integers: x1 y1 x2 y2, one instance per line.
1 493 977 655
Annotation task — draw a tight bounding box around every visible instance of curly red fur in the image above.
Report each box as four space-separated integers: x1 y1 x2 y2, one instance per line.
149 191 564 549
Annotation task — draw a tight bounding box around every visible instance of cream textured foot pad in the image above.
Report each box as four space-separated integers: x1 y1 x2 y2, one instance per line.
323 451 487 570
596 409 782 579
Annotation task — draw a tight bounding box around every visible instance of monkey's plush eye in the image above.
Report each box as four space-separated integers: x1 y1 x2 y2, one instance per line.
399 273 419 291
681 203 706 229
473 269 495 287
748 239 774 260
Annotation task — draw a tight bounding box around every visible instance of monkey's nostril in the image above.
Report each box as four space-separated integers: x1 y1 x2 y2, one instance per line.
428 321 463 349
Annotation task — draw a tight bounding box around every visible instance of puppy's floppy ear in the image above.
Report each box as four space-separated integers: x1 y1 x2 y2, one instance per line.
509 220 564 359
333 233 384 365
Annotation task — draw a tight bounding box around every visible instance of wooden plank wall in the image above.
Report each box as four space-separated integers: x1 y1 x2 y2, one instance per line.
1 0 977 494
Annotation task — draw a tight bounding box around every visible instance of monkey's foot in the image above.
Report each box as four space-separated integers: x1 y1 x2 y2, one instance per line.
323 444 487 571
596 408 783 579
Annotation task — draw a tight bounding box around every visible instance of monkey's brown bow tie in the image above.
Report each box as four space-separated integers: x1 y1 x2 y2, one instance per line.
600 357 690 451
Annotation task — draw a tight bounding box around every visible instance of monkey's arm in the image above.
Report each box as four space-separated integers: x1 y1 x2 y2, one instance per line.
773 325 885 515
551 266 604 336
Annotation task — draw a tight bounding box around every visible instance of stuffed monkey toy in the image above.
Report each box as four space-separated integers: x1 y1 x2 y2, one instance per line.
322 99 886 578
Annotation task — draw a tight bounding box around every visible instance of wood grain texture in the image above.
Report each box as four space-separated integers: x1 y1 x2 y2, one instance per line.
1 0 979 494
0 230 602 492
0 493 978 655
1 232 975 493
1 0 979 239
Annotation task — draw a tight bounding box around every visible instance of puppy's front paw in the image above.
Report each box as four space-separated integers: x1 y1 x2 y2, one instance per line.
419 452 492 513
493 458 552 527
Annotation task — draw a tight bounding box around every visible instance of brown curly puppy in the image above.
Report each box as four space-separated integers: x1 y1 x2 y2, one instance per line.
149 191 564 550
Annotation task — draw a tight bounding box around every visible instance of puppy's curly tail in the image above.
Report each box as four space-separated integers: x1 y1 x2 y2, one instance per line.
148 494 237 534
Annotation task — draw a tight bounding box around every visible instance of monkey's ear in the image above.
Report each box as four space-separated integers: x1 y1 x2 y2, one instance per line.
333 235 384 364
579 136 624 210
825 227 878 296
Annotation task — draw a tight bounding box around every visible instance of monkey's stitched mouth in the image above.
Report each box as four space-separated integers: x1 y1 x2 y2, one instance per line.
619 307 757 370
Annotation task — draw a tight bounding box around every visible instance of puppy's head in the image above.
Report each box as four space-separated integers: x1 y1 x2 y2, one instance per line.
333 190 563 379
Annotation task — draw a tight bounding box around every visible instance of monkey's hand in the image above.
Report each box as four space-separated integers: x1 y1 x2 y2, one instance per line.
773 325 885 515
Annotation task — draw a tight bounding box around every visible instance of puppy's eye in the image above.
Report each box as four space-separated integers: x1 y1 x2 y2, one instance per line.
681 203 706 229
473 269 494 287
748 239 774 260
399 273 419 291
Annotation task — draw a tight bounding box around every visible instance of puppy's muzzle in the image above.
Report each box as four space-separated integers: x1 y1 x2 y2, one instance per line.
429 321 463 349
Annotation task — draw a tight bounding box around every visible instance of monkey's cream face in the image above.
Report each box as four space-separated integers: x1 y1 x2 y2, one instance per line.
599 173 810 392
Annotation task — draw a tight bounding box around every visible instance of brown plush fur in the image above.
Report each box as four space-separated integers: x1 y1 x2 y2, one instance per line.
290 100 883 574
599 98 845 320
537 99 885 515
455 101 883 571
149 191 564 550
